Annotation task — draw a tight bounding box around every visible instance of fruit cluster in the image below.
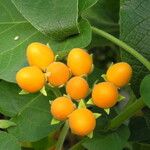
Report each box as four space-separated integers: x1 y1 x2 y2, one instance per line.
16 42 132 137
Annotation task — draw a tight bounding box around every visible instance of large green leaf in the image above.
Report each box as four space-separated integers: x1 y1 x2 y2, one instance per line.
140 74 150 107
49 19 91 52
11 0 98 41
0 0 92 83
82 125 130 150
79 0 98 13
0 0 50 83
83 0 119 30
82 0 120 51
0 131 21 150
12 0 79 41
0 23 49 83
32 133 56 150
0 81 59 142
120 0 150 95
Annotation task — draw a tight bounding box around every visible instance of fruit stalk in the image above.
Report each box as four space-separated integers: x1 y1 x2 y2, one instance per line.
55 121 69 150
92 26 150 71
109 98 145 129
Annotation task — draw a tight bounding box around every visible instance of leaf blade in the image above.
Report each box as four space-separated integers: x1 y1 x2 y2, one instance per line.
0 81 59 142
12 0 79 40
120 0 150 95
82 125 130 150
0 131 21 150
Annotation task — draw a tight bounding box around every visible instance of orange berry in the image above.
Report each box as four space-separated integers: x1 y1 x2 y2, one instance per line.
16 66 45 93
92 82 118 108
46 62 70 87
51 96 75 121
26 42 55 71
106 62 132 87
67 48 93 76
66 77 89 100
68 108 96 136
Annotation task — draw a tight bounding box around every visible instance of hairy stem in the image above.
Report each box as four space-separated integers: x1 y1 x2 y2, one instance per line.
109 98 145 129
92 27 150 71
56 121 69 150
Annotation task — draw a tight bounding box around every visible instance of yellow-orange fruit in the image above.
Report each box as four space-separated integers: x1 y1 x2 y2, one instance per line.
106 62 132 87
46 62 70 87
66 77 89 100
92 82 118 108
27 42 55 71
51 96 75 121
67 48 93 76
68 108 96 136
16 66 45 93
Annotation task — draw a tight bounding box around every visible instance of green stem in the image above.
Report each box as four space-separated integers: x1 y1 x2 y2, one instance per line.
92 26 150 71
55 121 69 150
49 85 66 150
109 98 145 129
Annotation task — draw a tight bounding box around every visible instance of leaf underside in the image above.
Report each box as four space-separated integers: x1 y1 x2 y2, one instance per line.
12 0 79 41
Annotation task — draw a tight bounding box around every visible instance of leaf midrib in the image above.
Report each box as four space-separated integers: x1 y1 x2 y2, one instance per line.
0 21 28 25
17 93 42 116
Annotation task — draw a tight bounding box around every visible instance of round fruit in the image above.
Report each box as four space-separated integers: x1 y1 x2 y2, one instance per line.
51 96 75 121
68 108 96 136
92 82 118 108
46 62 70 86
16 66 45 93
66 77 89 100
67 48 93 76
26 42 55 71
106 62 132 87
